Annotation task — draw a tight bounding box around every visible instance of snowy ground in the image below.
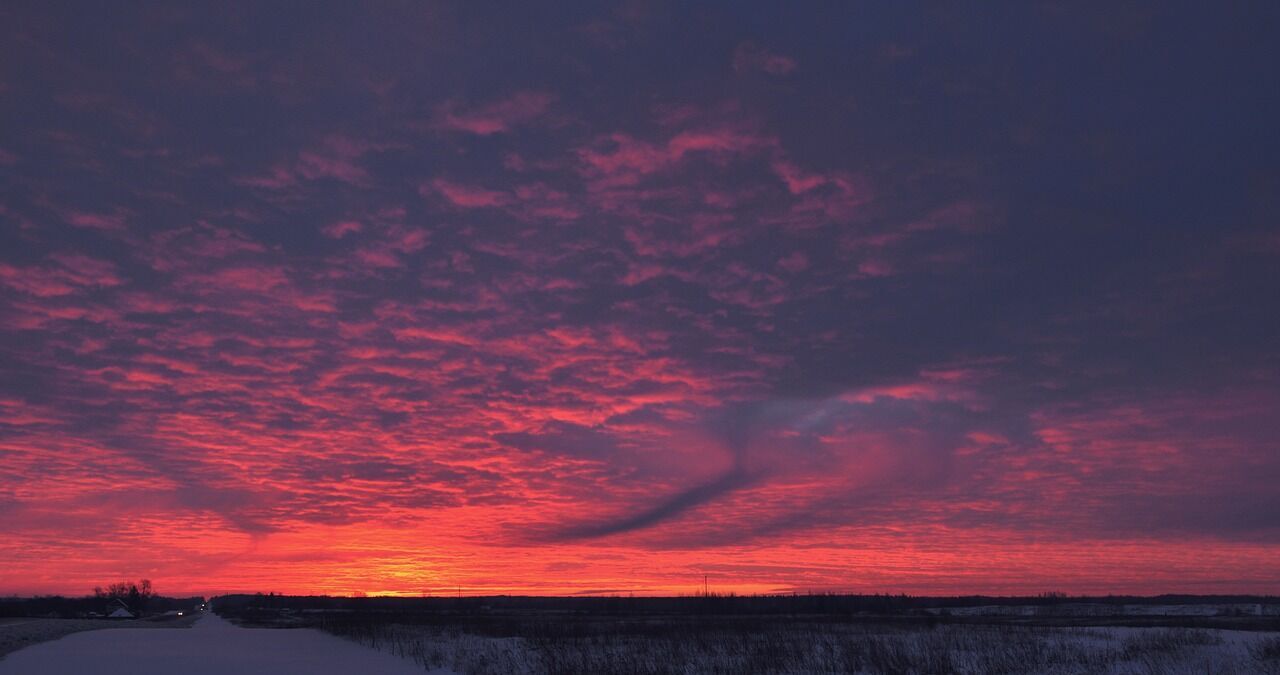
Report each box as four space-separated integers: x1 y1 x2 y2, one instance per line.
0 616 194 658
6 612 1277 674
0 612 452 675
326 620 1280 674
927 602 1280 617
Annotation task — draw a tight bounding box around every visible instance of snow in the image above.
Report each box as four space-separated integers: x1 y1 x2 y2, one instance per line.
7 612 1276 674
925 602 1279 618
0 612 454 675
339 621 1280 675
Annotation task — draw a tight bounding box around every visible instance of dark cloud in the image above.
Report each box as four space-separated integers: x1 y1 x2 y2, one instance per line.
547 466 756 541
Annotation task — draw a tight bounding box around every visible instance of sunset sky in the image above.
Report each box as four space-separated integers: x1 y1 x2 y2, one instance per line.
2 2 1279 598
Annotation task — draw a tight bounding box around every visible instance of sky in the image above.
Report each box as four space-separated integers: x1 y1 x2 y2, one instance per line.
1 2 1279 598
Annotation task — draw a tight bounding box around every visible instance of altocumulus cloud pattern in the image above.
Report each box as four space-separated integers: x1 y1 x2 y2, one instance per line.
1 1 1279 597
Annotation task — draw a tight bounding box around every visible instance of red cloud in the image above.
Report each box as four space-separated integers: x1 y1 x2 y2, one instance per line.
772 160 828 194
64 210 128 231
427 178 509 208
435 91 554 135
239 135 395 189
323 220 364 239
577 127 776 188
4 5 1276 599
732 42 798 75
0 255 122 297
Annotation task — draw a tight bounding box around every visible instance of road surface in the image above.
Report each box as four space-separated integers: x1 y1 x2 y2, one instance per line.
0 612 447 674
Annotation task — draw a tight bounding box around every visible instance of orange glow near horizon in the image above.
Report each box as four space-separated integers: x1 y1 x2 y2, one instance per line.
3 342 1280 597
6 502 1280 598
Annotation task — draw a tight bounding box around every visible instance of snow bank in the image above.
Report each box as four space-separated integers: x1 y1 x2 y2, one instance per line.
0 612 453 675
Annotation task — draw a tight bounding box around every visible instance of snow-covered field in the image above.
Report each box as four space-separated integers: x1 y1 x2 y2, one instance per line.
926 602 1280 617
5 611 1278 674
0 616 195 659
327 620 1280 675
0 612 451 675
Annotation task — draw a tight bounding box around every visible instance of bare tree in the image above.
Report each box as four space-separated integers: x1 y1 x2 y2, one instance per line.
93 579 156 614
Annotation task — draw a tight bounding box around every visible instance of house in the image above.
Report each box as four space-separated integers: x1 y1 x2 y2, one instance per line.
106 598 134 619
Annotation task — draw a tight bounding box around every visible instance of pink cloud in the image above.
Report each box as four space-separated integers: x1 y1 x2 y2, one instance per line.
782 172 873 226
733 42 798 75
47 253 121 285
173 40 257 89
392 326 480 347
296 151 368 184
388 227 428 253
436 91 554 135
201 266 290 292
239 136 395 189
0 255 123 297
348 226 430 269
620 213 742 259
668 128 773 156
0 265 75 297
279 288 338 314
65 210 128 231
353 248 403 269
427 179 509 208
578 127 775 188
840 368 981 405
235 165 297 190
777 251 809 273
577 134 670 182
323 220 364 239
620 261 690 286
511 183 582 221
857 260 894 277
906 200 988 233
772 160 828 194
141 225 268 274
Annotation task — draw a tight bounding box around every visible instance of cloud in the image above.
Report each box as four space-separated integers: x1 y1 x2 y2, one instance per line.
548 466 755 541
64 210 128 231
772 160 827 194
323 220 364 239
238 136 396 189
2 1 1277 597
732 42 798 75
435 92 554 135
427 178 509 208
576 127 776 189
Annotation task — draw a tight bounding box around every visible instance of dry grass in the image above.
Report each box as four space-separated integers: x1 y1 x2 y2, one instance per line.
321 617 1280 675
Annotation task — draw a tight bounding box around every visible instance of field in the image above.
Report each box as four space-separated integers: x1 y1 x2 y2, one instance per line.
0 614 197 659
319 618 1280 675
0 612 428 675
213 595 1280 674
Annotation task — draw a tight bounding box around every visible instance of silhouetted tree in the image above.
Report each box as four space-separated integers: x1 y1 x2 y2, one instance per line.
93 579 155 614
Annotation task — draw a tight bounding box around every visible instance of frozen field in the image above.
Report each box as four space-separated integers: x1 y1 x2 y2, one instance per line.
4 608 1278 674
0 615 195 659
326 619 1280 674
0 612 449 675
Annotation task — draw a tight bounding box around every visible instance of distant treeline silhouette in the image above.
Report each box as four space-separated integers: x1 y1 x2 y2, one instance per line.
0 588 203 619
212 592 1280 618
93 578 155 613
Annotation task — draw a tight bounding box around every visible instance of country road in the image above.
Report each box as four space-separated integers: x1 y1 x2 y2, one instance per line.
0 612 449 674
